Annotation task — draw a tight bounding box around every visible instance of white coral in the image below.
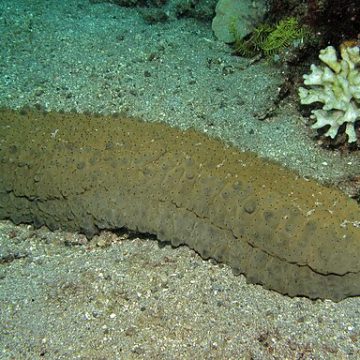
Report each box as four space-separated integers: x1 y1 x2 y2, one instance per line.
298 45 360 143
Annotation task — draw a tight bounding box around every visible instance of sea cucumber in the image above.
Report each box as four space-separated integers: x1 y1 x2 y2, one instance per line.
0 108 359 301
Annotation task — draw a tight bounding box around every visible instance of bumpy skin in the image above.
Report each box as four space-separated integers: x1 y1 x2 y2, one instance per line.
0 108 359 301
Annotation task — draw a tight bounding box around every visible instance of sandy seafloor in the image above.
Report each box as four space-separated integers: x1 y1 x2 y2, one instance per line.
0 0 359 359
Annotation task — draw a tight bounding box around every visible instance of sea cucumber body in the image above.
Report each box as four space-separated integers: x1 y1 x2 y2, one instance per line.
0 109 359 301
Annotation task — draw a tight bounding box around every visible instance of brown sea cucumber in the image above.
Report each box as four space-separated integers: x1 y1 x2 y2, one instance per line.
0 108 359 301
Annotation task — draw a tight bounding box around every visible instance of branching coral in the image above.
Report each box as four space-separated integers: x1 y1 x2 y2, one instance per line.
298 44 360 143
